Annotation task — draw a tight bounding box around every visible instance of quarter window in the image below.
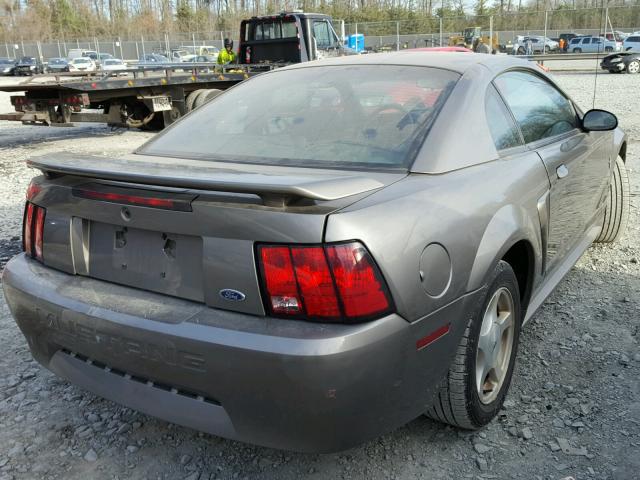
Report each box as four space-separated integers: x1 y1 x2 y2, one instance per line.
485 85 522 151
494 71 578 144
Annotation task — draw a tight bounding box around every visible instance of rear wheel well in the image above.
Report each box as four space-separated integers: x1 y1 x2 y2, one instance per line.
619 142 627 162
501 240 534 312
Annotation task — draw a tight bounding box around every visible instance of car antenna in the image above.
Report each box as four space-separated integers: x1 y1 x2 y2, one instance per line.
592 3 607 109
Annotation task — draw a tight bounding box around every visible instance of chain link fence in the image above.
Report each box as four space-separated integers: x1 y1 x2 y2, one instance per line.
344 5 640 52
2 30 238 62
3 5 640 61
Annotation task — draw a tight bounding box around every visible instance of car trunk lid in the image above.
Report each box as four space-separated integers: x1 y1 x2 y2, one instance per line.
27 153 405 317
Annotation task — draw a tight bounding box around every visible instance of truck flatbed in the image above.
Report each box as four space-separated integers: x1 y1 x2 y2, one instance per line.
0 11 349 130
0 64 271 128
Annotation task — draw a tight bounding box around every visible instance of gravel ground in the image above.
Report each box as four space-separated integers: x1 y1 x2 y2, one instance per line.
0 72 638 480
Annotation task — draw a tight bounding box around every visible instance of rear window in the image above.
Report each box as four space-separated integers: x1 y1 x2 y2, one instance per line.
140 65 459 170
252 19 297 41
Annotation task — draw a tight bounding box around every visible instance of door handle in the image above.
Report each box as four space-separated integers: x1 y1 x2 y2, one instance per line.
556 164 569 179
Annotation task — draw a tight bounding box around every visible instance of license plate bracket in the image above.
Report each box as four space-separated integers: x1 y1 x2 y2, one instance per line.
88 222 203 302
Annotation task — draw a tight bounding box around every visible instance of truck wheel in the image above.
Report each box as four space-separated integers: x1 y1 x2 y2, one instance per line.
186 89 208 112
595 156 630 243
195 89 223 108
426 260 521 429
573 48 582 53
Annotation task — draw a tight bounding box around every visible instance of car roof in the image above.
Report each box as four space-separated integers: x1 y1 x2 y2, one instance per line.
285 51 532 75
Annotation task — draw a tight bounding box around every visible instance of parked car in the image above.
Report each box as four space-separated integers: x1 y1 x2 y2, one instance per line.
13 56 44 75
186 55 218 63
184 55 218 72
601 51 640 74
604 31 629 42
622 35 640 51
182 45 220 58
568 36 620 53
101 58 128 75
67 49 98 61
0 57 16 75
559 33 578 51
138 53 170 65
46 57 69 73
3 53 629 453
513 36 558 54
98 53 115 61
68 57 97 72
170 49 196 62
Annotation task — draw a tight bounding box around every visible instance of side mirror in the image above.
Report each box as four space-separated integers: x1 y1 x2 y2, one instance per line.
582 109 618 131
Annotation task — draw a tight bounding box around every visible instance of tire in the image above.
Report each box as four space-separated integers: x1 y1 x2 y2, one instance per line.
426 260 522 429
627 60 640 74
573 48 582 53
517 47 525 55
186 89 208 112
595 156 630 243
193 88 222 109
605 47 613 53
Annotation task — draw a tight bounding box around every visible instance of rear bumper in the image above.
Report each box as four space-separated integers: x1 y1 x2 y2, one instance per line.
3 254 481 452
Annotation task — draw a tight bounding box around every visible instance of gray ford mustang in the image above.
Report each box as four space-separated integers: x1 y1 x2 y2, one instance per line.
3 52 630 452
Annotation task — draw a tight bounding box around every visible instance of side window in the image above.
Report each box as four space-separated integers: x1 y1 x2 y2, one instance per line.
485 85 523 151
494 71 578 144
313 21 332 49
583 38 591 44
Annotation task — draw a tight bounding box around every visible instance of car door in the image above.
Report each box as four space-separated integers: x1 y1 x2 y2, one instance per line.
580 37 592 52
592 37 604 52
494 70 610 274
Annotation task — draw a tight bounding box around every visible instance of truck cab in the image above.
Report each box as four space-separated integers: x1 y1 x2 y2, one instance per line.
239 11 351 64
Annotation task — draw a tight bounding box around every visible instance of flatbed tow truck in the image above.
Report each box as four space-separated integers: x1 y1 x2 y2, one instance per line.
0 11 350 129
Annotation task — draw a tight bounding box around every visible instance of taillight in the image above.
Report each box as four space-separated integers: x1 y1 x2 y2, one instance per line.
326 243 391 318
23 203 34 255
23 201 46 262
26 181 41 201
34 206 45 260
257 241 393 323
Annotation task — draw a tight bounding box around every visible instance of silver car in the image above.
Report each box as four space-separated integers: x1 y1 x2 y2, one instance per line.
569 36 620 53
3 53 630 452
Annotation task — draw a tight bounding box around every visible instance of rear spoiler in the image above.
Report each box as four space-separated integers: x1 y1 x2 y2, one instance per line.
27 153 385 205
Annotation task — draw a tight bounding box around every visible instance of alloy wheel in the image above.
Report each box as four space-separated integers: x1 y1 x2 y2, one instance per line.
475 287 516 405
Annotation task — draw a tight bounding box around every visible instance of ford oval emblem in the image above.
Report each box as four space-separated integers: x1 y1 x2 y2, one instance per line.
219 289 246 302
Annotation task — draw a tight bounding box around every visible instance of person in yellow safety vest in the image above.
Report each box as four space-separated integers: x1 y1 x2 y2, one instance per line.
218 38 236 65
